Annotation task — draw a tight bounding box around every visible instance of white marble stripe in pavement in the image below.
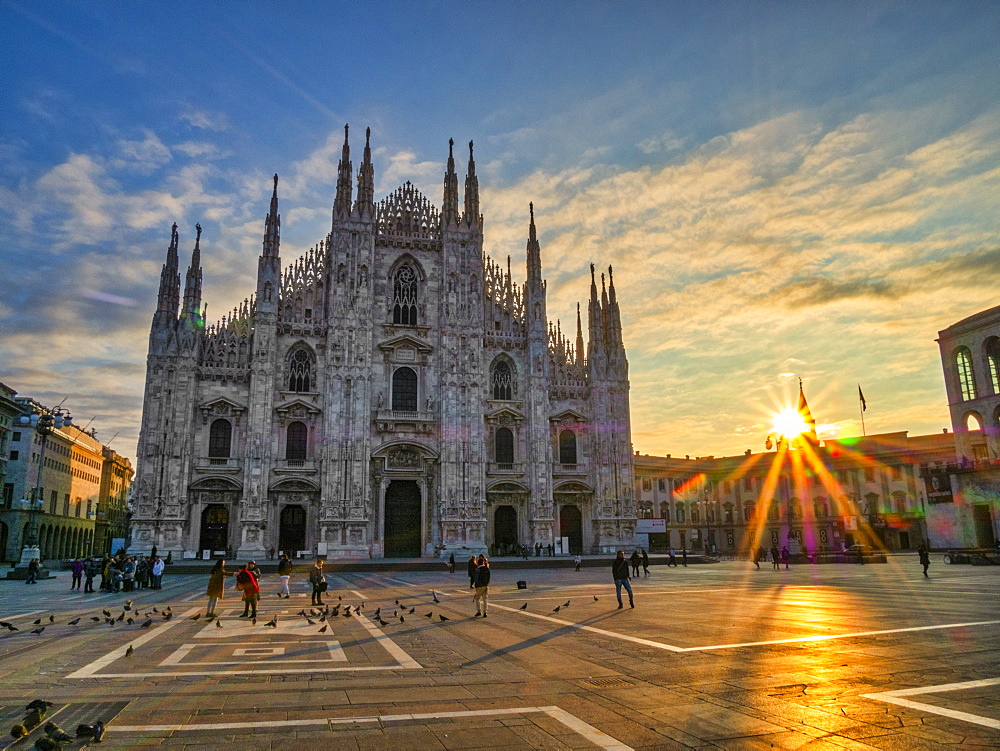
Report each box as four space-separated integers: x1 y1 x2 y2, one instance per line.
863 677 1000 730
106 705 634 748
0 610 45 620
66 607 200 678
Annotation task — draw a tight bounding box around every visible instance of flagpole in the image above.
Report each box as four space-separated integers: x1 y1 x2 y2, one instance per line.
858 384 866 436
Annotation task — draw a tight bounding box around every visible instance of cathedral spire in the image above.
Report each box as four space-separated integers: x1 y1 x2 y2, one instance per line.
156 223 181 316
576 302 585 365
442 137 460 225
463 140 480 226
333 124 353 219
181 223 203 320
526 202 542 286
607 264 623 348
587 262 605 366
355 126 374 216
262 174 280 258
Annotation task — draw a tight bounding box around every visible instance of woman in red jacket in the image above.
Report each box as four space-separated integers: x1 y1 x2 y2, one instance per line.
236 563 260 619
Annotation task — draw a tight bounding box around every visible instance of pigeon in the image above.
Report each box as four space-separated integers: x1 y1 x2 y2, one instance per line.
593 596 599 601
520 603 528 610
124 600 133 611
424 612 433 619
92 720 105 742
215 620 223 629
342 610 352 618
266 617 278 628
31 627 45 635
105 619 115 626
43 721 72 742
0 621 14 630
163 612 173 620
298 610 307 617
378 618 389 626
68 618 80 626
409 607 415 614
116 612 125 622
399 615 405 623
552 606 561 613
48 615 55 623
90 617 100 622
395 599 400 605
10 725 28 739
318 625 328 633
125 645 134 657
75 724 95 738
373 608 381 618
152 607 158 613
191 614 202 621
251 617 257 625
319 615 327 623
564 601 571 607
393 610 398 618
338 595 342 601
4 623 18 631
439 614 449 621
432 591 441 603
102 610 111 617
345 605 351 614
25 700 54 712
34 619 41 625
126 618 134 625
306 618 316 626
141 619 152 628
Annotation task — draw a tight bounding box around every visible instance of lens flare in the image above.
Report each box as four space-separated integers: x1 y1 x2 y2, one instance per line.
772 408 810 440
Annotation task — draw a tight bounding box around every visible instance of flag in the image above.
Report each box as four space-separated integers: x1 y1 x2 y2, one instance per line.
797 380 817 440
858 385 867 412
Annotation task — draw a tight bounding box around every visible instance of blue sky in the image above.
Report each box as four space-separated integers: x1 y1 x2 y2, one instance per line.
2 1 999 464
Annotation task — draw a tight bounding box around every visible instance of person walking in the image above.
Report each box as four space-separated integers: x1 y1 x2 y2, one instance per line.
641 549 650 576
752 547 760 570
668 548 677 567
681 548 688 567
151 556 165 589
205 559 233 617
781 546 790 570
473 555 491 617
770 545 780 570
26 558 39 584
70 558 84 590
309 560 326 606
919 545 931 577
612 550 634 609
237 563 260 619
467 555 478 589
630 549 641 577
277 554 293 597
448 552 456 574
574 553 583 572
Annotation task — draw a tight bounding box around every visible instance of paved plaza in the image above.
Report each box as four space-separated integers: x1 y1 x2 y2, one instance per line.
0 558 998 749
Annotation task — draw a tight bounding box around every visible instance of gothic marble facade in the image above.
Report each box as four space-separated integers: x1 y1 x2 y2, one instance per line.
131 128 635 559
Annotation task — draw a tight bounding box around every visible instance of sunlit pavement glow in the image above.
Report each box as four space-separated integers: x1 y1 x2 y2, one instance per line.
1 559 998 749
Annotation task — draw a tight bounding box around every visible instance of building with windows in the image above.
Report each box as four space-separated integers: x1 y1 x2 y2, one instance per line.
0 382 21 557
131 128 635 560
926 306 1000 548
1 397 133 563
633 430 972 555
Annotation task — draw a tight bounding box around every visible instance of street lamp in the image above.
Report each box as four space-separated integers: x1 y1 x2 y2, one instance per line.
15 406 72 572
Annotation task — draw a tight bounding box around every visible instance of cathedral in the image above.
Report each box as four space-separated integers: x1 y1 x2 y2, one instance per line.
131 127 635 560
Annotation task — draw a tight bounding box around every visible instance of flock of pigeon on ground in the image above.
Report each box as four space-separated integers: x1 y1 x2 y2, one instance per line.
10 700 105 749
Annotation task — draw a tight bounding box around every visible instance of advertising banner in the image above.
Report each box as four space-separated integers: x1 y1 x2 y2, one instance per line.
924 474 954 504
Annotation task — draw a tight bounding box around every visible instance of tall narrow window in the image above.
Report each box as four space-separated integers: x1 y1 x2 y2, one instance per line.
559 430 577 464
286 421 307 464
208 419 232 458
392 265 418 325
956 347 977 400
491 360 513 400
495 427 514 465
391 367 418 411
986 338 1000 395
288 348 313 392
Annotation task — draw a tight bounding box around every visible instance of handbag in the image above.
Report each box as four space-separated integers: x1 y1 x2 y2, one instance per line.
318 578 328 592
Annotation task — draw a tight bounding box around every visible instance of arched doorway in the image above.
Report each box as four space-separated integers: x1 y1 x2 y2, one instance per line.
384 480 421 557
199 505 229 554
494 505 518 552
560 505 583 554
279 505 307 556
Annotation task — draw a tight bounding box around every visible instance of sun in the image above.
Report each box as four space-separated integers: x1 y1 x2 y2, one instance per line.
772 407 810 440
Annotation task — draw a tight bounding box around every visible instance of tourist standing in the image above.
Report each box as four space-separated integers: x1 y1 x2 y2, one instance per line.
448 552 456 574
309 560 326 606
781 546 790 569
277 554 293 596
473 555 491 617
84 557 98 592
205 559 233 617
151 556 165 589
630 550 641 577
26 558 39 584
770 545 780 570
70 558 84 590
919 545 931 577
237 563 260 619
467 555 478 589
612 550 634 609
681 548 688 567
